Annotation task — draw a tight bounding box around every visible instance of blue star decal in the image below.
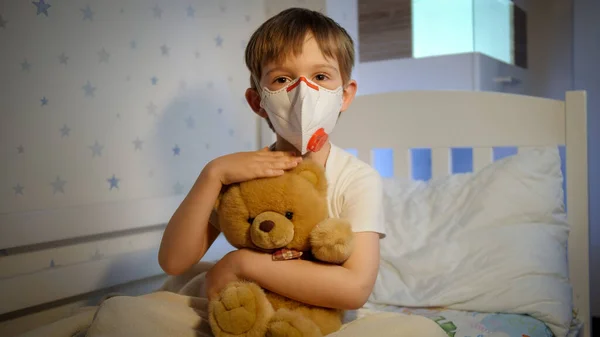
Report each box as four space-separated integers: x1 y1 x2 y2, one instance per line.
13 183 24 196
185 116 195 128
215 35 223 47
89 141 103 157
172 145 180 156
32 0 51 16
186 5 195 17
147 102 157 117
152 5 162 19
98 48 110 63
133 137 144 151
130 40 137 49
51 176 66 194
82 81 96 97
107 174 120 190
21 59 32 72
0 14 7 29
59 53 68 65
60 124 70 137
151 76 158 85
161 44 169 56
81 5 94 21
17 145 24 154
40 96 48 106
173 181 184 195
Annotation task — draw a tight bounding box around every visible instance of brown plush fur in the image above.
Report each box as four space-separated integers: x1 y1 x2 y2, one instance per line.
208 160 355 337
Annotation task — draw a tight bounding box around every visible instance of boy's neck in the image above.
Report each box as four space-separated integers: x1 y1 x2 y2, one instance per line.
274 135 331 167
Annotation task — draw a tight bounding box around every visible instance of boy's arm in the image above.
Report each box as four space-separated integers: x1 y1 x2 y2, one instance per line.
159 149 302 275
224 170 385 310
159 167 222 275
237 232 380 310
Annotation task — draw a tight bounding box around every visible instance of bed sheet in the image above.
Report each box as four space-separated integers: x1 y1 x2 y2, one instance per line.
356 304 582 337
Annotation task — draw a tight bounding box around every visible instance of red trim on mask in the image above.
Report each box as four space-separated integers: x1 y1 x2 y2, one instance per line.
286 76 319 92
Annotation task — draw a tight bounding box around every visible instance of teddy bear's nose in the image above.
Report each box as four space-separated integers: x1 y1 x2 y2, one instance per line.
259 220 275 233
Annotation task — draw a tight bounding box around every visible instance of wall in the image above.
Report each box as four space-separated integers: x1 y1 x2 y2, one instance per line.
573 0 600 317
1 0 260 220
523 0 574 101
0 0 265 334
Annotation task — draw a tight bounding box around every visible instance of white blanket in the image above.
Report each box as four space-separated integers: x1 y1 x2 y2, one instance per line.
17 261 447 337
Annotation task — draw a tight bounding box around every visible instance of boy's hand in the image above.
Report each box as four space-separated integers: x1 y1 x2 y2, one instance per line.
207 147 302 186
206 250 247 300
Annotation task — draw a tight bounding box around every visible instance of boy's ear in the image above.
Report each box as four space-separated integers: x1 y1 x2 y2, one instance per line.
340 79 358 113
245 88 267 118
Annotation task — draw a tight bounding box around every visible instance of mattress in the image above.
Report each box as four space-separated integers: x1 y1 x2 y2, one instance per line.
352 304 583 337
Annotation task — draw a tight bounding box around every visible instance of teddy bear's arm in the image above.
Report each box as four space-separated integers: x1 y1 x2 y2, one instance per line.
309 218 355 264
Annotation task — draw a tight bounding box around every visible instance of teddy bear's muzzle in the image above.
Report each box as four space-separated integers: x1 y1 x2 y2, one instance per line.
250 211 295 250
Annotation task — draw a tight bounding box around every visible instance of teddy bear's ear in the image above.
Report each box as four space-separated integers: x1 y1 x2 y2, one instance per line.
293 160 328 195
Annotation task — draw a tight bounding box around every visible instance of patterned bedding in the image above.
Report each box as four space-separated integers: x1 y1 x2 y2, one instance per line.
354 304 583 337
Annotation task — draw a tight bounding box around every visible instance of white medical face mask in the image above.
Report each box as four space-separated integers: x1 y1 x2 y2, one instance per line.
260 76 343 154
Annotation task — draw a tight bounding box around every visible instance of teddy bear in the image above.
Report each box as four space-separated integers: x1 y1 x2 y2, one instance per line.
208 159 355 337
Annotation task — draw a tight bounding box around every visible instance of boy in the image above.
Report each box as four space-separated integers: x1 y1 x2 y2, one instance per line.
158 7 386 311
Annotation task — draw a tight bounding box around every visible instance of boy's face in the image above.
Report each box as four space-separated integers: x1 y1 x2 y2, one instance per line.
246 32 357 120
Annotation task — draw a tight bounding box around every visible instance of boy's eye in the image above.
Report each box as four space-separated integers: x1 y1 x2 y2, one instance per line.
315 74 327 81
274 77 288 84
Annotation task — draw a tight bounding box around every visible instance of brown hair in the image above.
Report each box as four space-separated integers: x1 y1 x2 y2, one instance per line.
245 7 355 90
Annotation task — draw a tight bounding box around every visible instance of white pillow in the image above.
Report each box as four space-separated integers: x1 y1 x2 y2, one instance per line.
370 147 573 337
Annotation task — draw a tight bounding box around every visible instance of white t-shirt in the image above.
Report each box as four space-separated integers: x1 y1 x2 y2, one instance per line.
210 143 386 239
324 143 386 238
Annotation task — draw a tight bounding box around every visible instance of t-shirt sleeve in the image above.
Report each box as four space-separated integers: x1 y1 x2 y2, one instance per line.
340 169 387 239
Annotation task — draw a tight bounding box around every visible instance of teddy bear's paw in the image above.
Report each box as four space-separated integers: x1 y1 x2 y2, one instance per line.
208 281 274 337
266 309 322 337
310 218 355 264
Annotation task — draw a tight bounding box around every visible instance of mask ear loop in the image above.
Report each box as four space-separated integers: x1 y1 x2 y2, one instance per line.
251 74 263 94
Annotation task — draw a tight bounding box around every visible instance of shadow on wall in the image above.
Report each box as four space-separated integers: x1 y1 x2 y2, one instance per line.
93 84 248 299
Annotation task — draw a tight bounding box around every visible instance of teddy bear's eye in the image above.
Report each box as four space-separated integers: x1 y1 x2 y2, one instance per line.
285 212 293 220
247 217 255 224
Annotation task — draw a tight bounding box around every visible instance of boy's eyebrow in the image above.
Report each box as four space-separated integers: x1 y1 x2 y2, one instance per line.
264 67 288 77
314 64 340 74
264 64 340 77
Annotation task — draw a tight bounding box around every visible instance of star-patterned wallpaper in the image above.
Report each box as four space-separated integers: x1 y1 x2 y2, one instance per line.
1 0 271 215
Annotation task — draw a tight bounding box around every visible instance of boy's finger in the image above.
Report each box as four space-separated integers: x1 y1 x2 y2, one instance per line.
269 160 299 169
265 169 285 176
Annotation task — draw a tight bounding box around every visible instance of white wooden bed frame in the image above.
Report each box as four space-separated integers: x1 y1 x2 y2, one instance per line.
331 90 590 337
0 90 590 337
